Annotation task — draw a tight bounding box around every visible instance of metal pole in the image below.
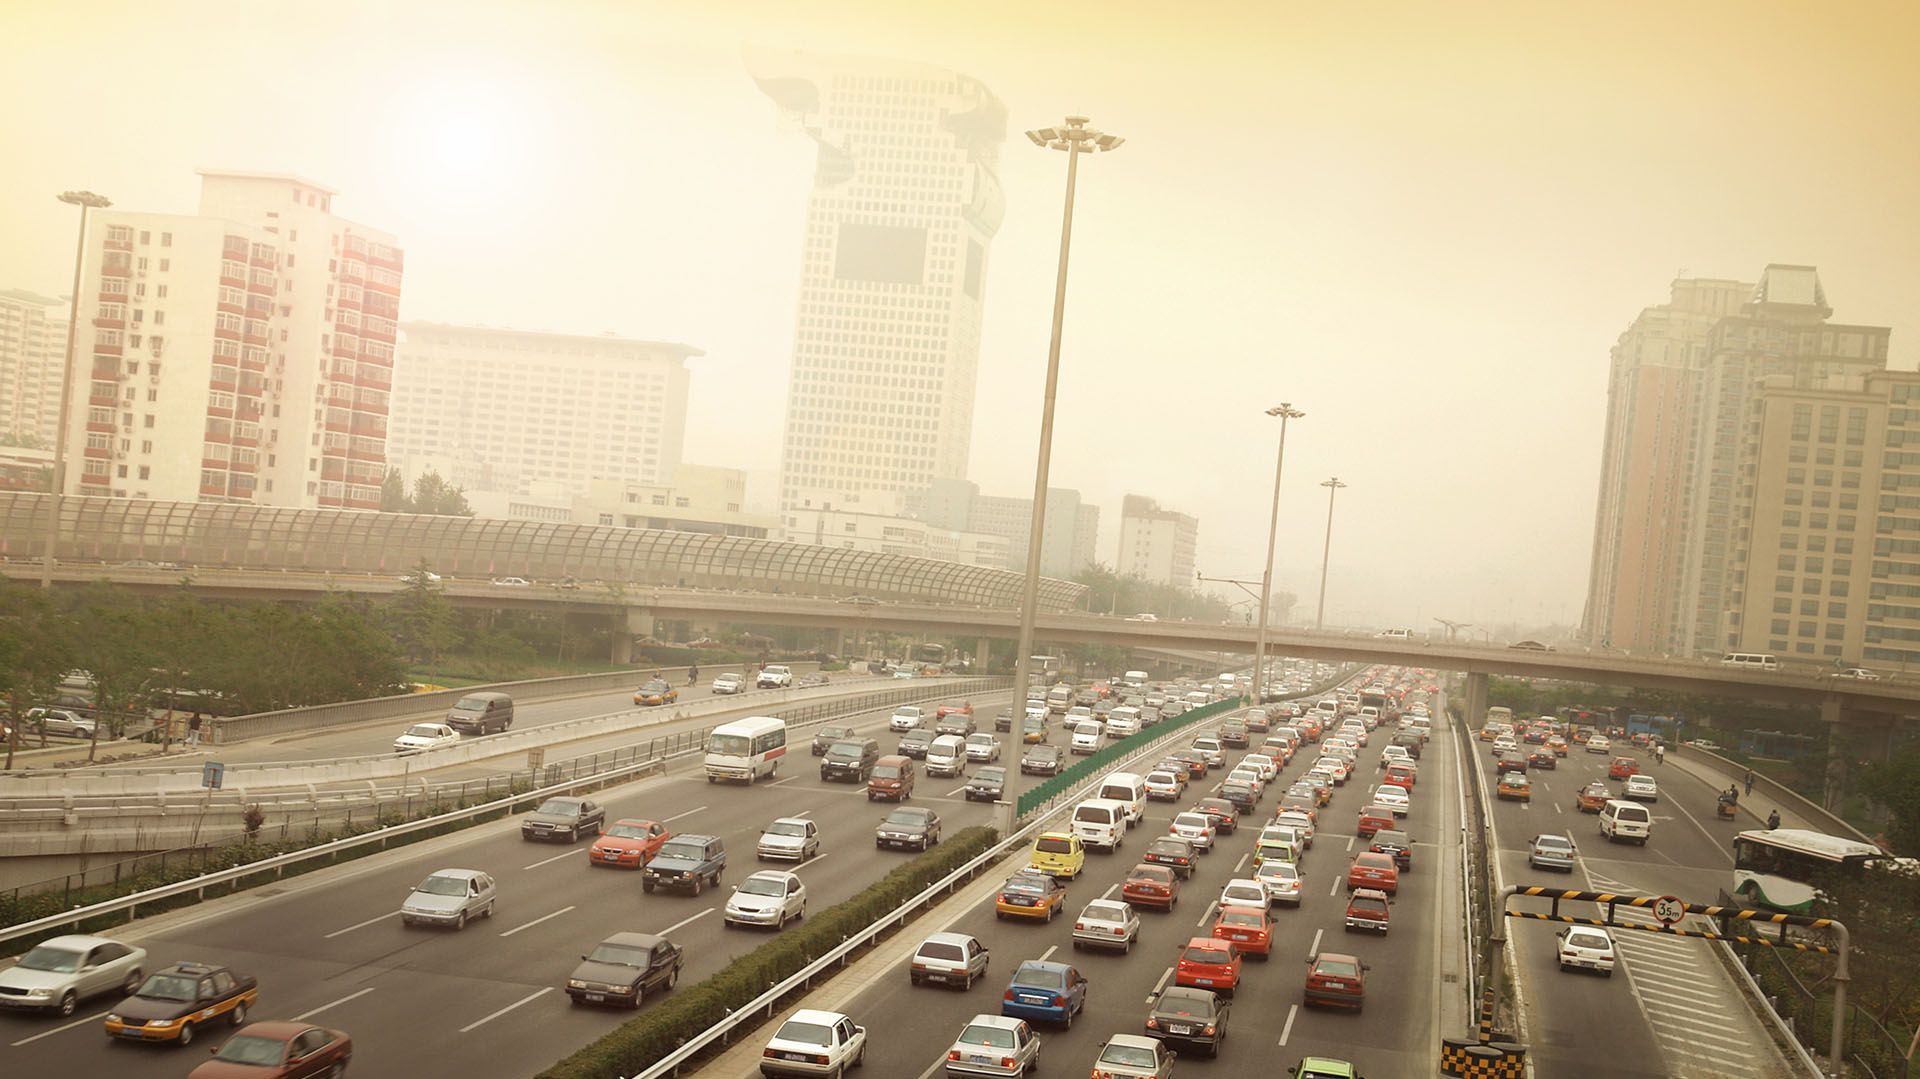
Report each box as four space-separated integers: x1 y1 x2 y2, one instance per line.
1314 477 1346 630
43 193 105 589
1251 405 1301 704
1830 920 1850 1078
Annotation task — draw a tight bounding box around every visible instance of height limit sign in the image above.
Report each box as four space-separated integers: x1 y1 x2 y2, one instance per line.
1652 895 1686 926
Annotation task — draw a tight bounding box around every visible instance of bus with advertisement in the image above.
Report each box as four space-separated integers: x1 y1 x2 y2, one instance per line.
703 716 788 784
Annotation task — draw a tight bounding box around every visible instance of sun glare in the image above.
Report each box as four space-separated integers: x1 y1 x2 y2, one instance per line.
389 76 530 209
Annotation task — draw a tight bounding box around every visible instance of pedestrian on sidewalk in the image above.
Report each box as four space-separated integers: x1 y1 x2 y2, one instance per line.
1744 768 1755 796
186 712 203 747
688 663 699 686
1767 809 1781 830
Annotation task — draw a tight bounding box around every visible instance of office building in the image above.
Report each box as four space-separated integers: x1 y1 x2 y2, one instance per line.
576 465 777 538
388 323 697 497
910 477 1099 576
1117 494 1199 587
752 50 1008 508
0 288 69 448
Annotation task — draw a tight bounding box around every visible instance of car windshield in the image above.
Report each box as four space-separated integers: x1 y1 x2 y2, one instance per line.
884 810 925 826
958 1023 1015 1048
974 768 1004 782
657 840 706 860
827 742 866 758
403 725 443 738
1316 958 1360 977
1100 1043 1159 1067
1014 964 1065 988
871 764 900 779
416 874 469 896
1220 909 1263 927
767 821 807 837
536 799 580 816
1181 944 1227 963
586 942 652 967
137 974 199 1002
1028 746 1057 758
606 823 652 840
775 1020 832 1047
212 1034 289 1065
14 945 84 972
740 876 787 896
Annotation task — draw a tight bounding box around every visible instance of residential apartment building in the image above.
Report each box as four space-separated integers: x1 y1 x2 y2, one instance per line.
909 477 1099 576
1117 494 1199 587
0 288 69 447
388 323 697 498
577 465 777 538
57 171 404 509
753 50 1008 508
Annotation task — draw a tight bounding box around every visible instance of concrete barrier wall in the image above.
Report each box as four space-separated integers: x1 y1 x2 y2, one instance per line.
1672 744 1875 844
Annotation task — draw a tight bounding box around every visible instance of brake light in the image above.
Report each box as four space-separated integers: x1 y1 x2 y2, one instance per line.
949 1051 962 1062
1004 989 1016 1001
1074 922 1085 930
1145 1017 1159 1029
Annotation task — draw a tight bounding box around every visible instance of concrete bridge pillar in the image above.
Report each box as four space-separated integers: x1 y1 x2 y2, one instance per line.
611 607 656 666
1462 671 1489 732
976 637 992 669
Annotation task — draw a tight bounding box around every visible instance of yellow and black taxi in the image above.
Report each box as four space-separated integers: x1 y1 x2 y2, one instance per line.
994 871 1068 922
1575 781 1611 813
632 679 679 707
105 962 258 1046
1497 772 1533 802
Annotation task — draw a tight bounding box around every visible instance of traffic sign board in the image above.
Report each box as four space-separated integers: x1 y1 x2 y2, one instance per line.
1652 895 1685 925
201 761 225 790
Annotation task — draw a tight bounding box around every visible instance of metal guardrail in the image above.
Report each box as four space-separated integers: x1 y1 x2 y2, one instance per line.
1674 744 1878 846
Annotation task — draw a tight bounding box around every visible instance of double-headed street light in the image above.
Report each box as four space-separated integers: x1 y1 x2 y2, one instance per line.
42 190 111 589
1249 403 1303 704
1008 117 1123 713
1314 476 1348 630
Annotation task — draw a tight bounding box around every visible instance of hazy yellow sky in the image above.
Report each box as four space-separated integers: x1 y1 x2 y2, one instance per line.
3 0 1916 629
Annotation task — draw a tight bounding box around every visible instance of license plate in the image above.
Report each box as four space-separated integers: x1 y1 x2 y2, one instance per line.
1168 1024 1193 1035
783 1052 811 1062
1021 995 1047 1005
1232 933 1250 940
969 1055 992 1065
1195 977 1213 985
1011 896 1034 905
586 993 605 1002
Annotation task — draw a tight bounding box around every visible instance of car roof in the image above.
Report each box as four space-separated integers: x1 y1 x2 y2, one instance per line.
964 1013 1027 1031
34 934 123 950
424 867 486 880
602 931 667 948
1106 1033 1163 1050
229 1021 313 1040
788 1008 851 1025
920 931 979 949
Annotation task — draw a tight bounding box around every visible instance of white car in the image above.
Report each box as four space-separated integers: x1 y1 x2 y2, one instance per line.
1837 667 1880 680
710 672 746 695
1556 925 1616 975
1072 898 1140 953
1226 767 1266 792
1370 784 1411 816
1237 753 1278 781
1623 775 1659 802
0 934 146 1016
1254 860 1303 906
890 706 926 733
1274 810 1316 848
398 569 442 583
1381 745 1412 766
401 867 497 929
1190 737 1225 766
1105 709 1141 738
756 664 794 689
762 1008 866 1076
1170 812 1215 852
1219 877 1269 910
1491 736 1519 755
1143 771 1183 801
724 870 807 929
945 1013 1040 1078
757 817 821 862
964 732 1002 762
1070 722 1103 755
393 722 459 753
1586 735 1612 754
489 576 531 587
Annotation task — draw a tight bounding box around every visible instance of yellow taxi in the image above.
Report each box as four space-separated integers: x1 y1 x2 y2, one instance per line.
1027 831 1086 880
632 679 679 706
994 872 1068 922
1496 773 1533 802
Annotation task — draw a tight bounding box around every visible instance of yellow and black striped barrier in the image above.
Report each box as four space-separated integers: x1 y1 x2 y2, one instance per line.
1502 909 1835 953
1511 885 1837 931
1441 1037 1527 1077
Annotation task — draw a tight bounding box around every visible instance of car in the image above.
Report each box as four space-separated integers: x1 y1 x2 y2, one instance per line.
1219 877 1269 911
1547 736 1570 756
1609 756 1640 780
936 708 978 738
1491 735 1519 756
0 934 146 1017
24 707 96 738
757 817 821 862
521 796 606 842
756 664 794 689
1255 860 1304 906
1274 809 1315 847
397 569 442 583
1528 750 1557 770
710 672 746 695
392 722 459 753
104 961 259 1045
1212 904 1272 957
1217 779 1259 814
1121 863 1181 910
1302 951 1369 1010
1837 666 1881 680
187 1022 353 1078
1193 797 1238 835
1090 1034 1175 1078
1623 774 1659 802
1684 738 1724 751
965 732 1002 762
1369 828 1414 871
1190 736 1226 767
760 1008 867 1076
1170 811 1215 851
1557 925 1617 975
900 728 936 759
566 932 682 1007
1574 781 1611 812
1143 770 1183 801
591 818 670 868
996 872 1069 921
1344 887 1391 933
1291 1057 1368 1079
877 806 941 851
1346 852 1399 895
1356 804 1394 839
1528 833 1577 872
1171 750 1210 778
1509 639 1553 651
1142 835 1198 879
1369 784 1411 816
1020 743 1063 775
1586 735 1612 754
943 1013 1041 1078
1219 719 1250 748
911 931 991 989
1028 831 1086 879
1073 898 1141 953
1495 755 1528 774
725 869 807 929
632 678 679 706
811 723 859 756
1145 984 1231 1057
966 765 1007 802
1382 761 1418 789
1070 722 1102 754
937 699 976 721
1000 960 1087 1027
1496 773 1532 802
1174 936 1242 995
1252 834 1300 869
643 834 727 894
401 868 496 928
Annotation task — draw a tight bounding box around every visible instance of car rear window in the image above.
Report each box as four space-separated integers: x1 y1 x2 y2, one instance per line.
1316 958 1359 977
1350 895 1388 914
1075 806 1115 823
1037 837 1073 854
958 1024 1015 1048
917 942 964 962
1015 964 1064 988
1181 943 1227 963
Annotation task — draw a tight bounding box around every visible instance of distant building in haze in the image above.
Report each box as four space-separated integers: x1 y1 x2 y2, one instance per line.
779 487 1009 569
908 477 1099 576
1117 494 1199 587
0 288 69 448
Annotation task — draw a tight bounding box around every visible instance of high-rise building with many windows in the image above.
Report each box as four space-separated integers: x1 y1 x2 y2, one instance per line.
1117 494 1199 587
752 51 1007 509
0 288 69 448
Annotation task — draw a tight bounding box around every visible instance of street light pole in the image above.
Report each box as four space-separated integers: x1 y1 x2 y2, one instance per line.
1250 403 1303 704
1314 476 1347 630
1006 117 1123 716
42 190 111 589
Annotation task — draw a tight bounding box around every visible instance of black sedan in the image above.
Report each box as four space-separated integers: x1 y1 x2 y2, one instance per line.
1143 836 1198 879
876 807 942 851
566 932 682 1008
1020 744 1063 776
1145 985 1230 1057
965 767 1007 802
521 797 606 842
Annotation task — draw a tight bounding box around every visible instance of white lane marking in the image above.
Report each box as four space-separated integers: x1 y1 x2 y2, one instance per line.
915 1055 948 1079
663 805 708 823
458 986 553 1033
793 852 831 872
656 907 713 936
293 986 376 1020
1554 803 1563 814
767 776 797 787
1328 875 1340 897
324 910 399 939
1146 965 1175 1002
1642 1016 1759 1052
1308 927 1324 957
1038 944 1058 962
945 784 970 798
1101 883 1119 900
499 904 576 937
1195 900 1218 929
1345 835 1355 851
1278 1003 1299 1046
1233 852 1249 874
9 1010 110 1047
797 809 813 817
523 847 583 870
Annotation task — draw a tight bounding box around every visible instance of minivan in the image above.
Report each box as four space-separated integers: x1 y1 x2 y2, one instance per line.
1070 798 1128 852
925 734 967 777
866 755 915 801
1070 721 1103 755
1096 772 1147 826
1720 652 1780 672
1599 799 1653 845
446 691 514 735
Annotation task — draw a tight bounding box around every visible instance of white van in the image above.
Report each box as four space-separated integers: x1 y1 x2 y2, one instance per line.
1105 706 1142 739
1377 628 1413 641
1122 670 1151 690
1720 652 1780 672
1599 799 1653 845
925 734 968 777
1070 721 1103 755
1097 772 1147 826
1071 798 1128 852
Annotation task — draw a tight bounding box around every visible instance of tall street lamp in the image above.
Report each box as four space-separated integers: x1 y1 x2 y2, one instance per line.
1250 403 1303 704
1008 117 1124 710
1314 476 1348 630
43 190 111 589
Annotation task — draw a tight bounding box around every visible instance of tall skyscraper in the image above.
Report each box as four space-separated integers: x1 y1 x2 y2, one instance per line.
0 288 69 447
58 171 403 508
752 51 1008 509
389 323 697 497
1118 494 1199 587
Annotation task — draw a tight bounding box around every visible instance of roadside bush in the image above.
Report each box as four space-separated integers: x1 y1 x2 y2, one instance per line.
537 825 1002 1079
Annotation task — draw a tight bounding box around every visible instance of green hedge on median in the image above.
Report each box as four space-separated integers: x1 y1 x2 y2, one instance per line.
536 824 1002 1079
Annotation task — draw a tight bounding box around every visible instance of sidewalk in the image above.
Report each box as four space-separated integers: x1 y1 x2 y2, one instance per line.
1662 751 1823 836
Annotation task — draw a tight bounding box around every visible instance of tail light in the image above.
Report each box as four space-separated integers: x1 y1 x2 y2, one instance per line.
1146 1017 1159 1029
949 1051 962 1062
1004 989 1016 1002
1074 922 1085 930
1051 994 1065 1006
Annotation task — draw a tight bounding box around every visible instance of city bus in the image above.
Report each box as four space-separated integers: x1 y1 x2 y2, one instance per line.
1731 828 1891 914
915 642 948 666
703 716 787 783
1028 655 1062 685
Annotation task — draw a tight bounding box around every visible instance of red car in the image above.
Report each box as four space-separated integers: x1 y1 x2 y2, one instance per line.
1356 805 1394 839
1174 936 1242 996
1608 756 1639 781
189 1022 352 1078
1346 851 1399 896
1303 952 1369 1010
589 818 670 868
1211 904 1272 958
1495 756 1528 774
1344 888 1391 933
1121 863 1181 911
1382 763 1417 790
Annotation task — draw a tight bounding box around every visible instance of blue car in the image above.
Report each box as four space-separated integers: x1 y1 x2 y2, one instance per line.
1000 960 1088 1027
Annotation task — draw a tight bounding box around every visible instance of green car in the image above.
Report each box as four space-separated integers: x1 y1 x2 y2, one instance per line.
1293 1058 1363 1079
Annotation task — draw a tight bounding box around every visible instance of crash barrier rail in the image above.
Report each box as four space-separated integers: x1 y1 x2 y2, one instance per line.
1673 743 1876 846
1738 931 1907 1079
1446 683 1498 1050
